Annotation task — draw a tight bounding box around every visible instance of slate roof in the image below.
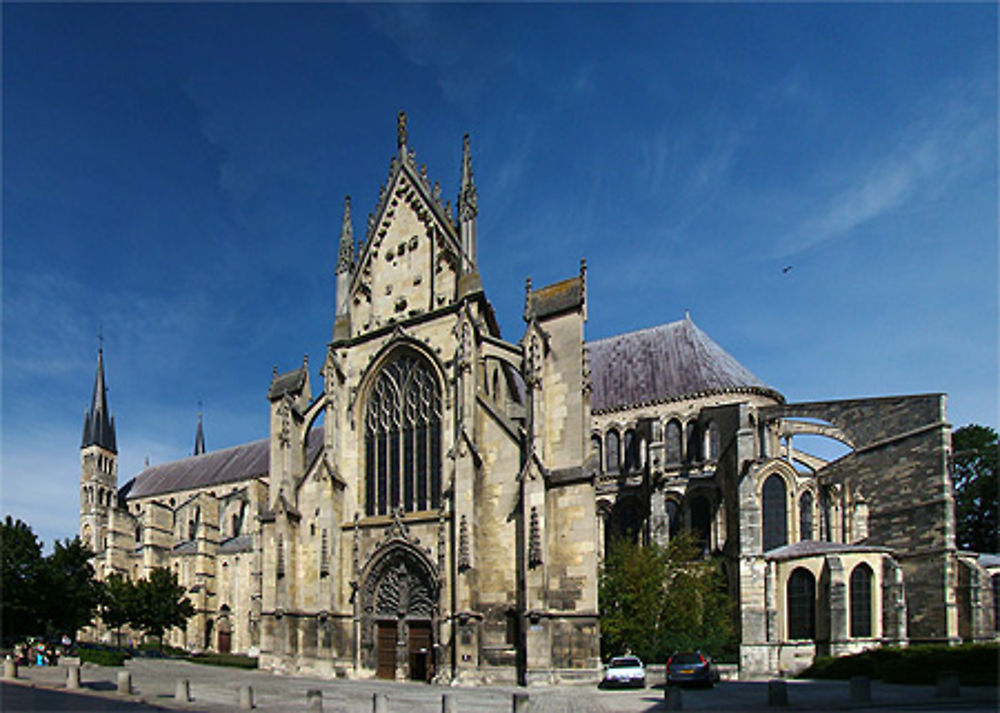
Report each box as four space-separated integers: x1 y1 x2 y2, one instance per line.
529 276 584 319
267 366 308 401
125 429 323 500
219 535 254 554
587 316 781 413
765 540 892 562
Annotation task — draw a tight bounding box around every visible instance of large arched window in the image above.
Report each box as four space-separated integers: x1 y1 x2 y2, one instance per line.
605 430 620 473
665 420 682 465
365 352 442 516
799 491 814 542
849 563 873 638
762 475 788 551
787 568 816 640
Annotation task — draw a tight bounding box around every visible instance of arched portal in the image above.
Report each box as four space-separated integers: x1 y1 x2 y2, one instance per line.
360 544 438 681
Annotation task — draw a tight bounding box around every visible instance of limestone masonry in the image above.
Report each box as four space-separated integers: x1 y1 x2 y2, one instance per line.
79 114 999 682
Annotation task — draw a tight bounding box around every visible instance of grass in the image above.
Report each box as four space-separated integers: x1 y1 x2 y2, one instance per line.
798 643 998 686
185 652 259 669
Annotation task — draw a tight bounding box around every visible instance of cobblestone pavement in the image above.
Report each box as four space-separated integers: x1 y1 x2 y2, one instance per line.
3 659 998 712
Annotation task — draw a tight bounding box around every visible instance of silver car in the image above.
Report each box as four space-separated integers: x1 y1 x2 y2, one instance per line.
600 655 646 688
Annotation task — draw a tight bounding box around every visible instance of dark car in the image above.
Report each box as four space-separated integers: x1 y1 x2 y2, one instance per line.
666 651 720 687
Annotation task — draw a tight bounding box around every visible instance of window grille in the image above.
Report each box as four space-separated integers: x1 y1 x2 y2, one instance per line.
364 353 442 516
849 563 873 637
787 568 815 640
320 529 329 577
762 475 788 551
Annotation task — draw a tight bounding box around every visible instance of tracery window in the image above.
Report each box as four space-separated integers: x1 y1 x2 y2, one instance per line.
799 491 814 541
849 563 873 638
364 352 442 516
787 568 816 640
762 474 788 551
605 430 620 473
665 420 682 465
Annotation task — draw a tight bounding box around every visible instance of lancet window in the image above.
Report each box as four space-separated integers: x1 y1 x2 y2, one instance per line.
364 352 442 517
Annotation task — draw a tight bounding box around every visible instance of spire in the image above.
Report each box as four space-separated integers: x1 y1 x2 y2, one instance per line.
194 405 206 456
81 347 117 453
458 132 478 271
397 110 408 156
336 196 354 275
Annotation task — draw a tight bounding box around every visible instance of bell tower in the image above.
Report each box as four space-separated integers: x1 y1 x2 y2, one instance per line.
80 346 118 553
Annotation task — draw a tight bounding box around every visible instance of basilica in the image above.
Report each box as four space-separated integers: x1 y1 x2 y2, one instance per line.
79 114 999 683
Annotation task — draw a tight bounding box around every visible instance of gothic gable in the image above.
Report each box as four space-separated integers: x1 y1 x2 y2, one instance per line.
349 159 462 336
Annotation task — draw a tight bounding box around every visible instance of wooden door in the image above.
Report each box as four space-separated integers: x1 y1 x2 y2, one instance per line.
407 621 432 682
217 629 231 654
376 621 397 680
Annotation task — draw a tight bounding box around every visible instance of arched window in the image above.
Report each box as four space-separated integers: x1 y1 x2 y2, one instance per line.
611 498 642 545
799 491 814 542
787 568 816 640
685 422 700 463
623 429 637 472
605 430 620 473
365 352 442 516
689 495 712 552
850 563 873 638
665 500 681 539
590 435 602 472
762 475 788 551
665 420 682 465
706 421 721 461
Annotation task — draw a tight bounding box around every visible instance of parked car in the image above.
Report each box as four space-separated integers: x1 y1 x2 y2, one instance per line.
600 655 646 688
666 651 720 687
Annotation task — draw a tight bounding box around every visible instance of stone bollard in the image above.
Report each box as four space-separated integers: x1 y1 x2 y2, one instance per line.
239 685 255 710
664 684 684 710
66 665 81 690
373 692 388 713
849 675 871 704
512 691 530 713
767 678 788 707
3 658 18 680
307 688 323 712
175 679 191 702
117 670 132 695
935 670 960 698
441 692 456 713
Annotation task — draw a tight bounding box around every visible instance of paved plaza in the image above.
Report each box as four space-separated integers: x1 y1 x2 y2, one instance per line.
2 658 998 712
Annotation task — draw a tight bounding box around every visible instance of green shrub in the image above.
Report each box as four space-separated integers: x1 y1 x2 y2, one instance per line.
79 648 129 667
185 652 258 669
799 643 998 686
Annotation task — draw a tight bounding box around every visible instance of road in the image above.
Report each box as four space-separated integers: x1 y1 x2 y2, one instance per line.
3 658 997 712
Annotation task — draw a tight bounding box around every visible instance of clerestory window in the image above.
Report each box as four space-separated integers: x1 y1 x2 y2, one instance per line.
364 352 442 517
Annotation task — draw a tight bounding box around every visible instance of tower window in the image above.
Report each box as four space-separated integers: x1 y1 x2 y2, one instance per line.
364 352 442 516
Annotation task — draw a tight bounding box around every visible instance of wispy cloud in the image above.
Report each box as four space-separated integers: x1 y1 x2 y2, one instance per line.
775 83 994 258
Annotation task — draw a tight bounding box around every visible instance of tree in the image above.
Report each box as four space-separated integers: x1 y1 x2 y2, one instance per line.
100 573 138 647
599 533 734 663
952 424 998 553
39 537 101 639
130 568 194 646
0 516 44 642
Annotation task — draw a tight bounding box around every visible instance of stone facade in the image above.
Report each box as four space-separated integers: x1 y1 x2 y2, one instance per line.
79 115 998 681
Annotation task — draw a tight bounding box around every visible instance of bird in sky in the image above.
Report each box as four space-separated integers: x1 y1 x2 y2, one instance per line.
782 266 793 274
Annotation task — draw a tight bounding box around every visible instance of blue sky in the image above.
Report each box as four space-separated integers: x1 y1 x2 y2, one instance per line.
3 3 996 548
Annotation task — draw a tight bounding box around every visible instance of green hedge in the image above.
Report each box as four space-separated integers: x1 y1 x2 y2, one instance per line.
78 648 129 667
799 643 998 686
185 653 259 669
